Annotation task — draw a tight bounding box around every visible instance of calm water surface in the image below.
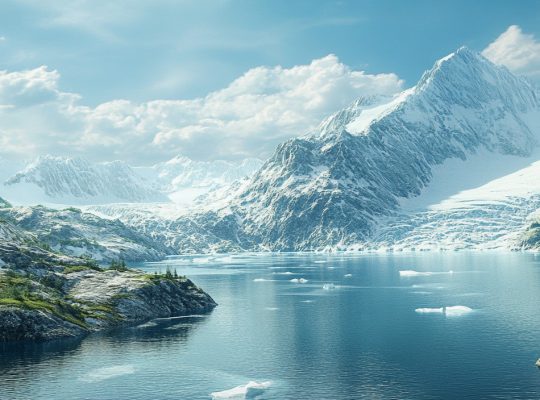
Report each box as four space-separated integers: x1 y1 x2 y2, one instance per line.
2 252 540 399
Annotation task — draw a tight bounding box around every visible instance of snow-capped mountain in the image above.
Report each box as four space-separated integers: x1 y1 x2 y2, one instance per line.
135 156 263 204
94 47 540 253
1 154 262 206
2 155 167 205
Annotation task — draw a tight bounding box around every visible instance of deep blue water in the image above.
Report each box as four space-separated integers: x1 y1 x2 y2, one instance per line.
2 252 540 399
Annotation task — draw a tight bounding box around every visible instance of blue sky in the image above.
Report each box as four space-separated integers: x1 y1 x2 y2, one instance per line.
1 0 538 104
0 1 539 164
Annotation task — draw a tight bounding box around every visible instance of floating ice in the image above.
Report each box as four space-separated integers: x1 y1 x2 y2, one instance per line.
253 278 269 282
322 283 336 290
273 271 293 275
210 381 272 399
415 305 473 316
300 300 315 303
344 274 352 278
415 307 444 314
400 270 454 277
265 307 279 311
400 270 433 277
81 365 136 383
290 278 308 283
136 321 157 329
314 260 327 264
445 305 473 316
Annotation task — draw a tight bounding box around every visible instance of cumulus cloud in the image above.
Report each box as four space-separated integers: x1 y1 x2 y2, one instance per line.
0 55 403 164
482 25 540 80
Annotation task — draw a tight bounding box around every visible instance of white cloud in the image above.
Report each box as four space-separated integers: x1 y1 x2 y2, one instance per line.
482 25 540 80
0 55 403 164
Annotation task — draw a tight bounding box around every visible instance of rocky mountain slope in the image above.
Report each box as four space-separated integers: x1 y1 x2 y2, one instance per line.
0 203 173 262
90 47 540 253
0 215 216 342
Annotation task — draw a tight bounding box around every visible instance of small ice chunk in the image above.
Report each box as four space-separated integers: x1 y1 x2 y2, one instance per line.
344 274 352 278
445 305 473 316
136 321 157 329
415 305 473 316
81 365 136 383
253 278 269 282
322 283 336 290
415 307 444 314
211 381 271 399
290 278 308 283
400 270 454 277
400 270 432 277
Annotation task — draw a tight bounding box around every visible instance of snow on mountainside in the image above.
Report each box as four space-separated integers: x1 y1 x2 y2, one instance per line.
135 156 263 204
3 156 166 205
95 47 540 253
1 154 262 206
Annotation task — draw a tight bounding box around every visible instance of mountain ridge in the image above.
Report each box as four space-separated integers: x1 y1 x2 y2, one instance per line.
93 46 540 253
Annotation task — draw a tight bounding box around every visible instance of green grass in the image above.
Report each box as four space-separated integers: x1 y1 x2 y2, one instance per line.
63 265 92 274
0 272 88 328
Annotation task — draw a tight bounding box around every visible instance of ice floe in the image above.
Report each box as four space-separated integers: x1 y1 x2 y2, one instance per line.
415 305 473 316
210 381 272 399
322 283 336 290
344 274 352 278
290 278 308 283
399 270 453 277
81 365 135 383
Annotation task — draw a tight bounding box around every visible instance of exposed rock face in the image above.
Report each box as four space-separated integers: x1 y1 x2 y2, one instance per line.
0 205 174 262
0 308 86 342
0 219 216 342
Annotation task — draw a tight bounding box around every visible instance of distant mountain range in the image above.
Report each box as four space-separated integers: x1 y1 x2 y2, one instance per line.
90 47 540 253
2 47 540 255
1 155 262 206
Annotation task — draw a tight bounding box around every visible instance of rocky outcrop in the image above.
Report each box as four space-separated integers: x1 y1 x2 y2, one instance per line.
0 205 175 262
0 219 216 342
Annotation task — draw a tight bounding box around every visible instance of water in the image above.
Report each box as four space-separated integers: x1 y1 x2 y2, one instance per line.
2 252 540 399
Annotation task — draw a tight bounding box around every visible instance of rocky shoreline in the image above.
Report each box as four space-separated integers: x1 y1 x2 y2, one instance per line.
0 217 217 342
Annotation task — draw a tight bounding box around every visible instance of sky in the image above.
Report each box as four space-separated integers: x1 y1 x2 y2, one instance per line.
0 0 539 165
